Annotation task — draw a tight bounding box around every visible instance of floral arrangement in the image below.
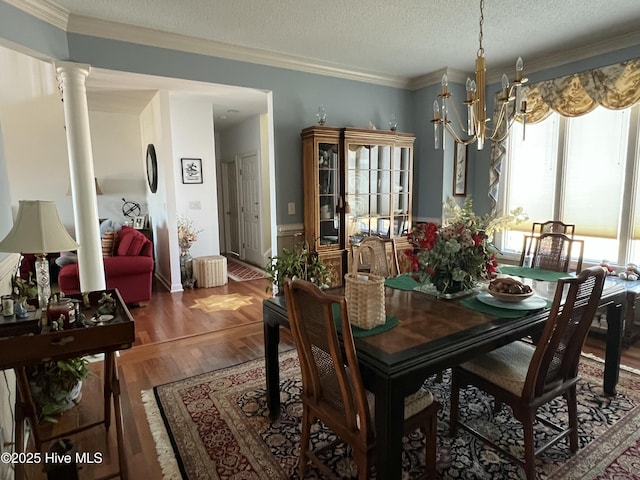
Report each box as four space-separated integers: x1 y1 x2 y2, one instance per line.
406 197 527 294
177 216 203 250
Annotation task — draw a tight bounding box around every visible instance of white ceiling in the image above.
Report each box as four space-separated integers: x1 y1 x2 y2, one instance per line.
22 0 640 127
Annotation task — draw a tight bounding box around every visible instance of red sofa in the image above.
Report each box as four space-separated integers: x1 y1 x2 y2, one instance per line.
58 227 154 304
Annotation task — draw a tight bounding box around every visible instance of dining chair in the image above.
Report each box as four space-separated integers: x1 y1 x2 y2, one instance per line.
449 265 606 480
284 279 439 480
519 232 584 273
351 235 399 277
531 220 575 238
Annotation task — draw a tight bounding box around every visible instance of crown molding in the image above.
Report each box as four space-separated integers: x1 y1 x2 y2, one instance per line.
67 15 411 89
9 0 640 91
485 29 640 85
409 67 471 90
5 0 68 30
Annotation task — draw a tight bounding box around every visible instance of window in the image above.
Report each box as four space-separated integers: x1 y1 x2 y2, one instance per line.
500 104 639 266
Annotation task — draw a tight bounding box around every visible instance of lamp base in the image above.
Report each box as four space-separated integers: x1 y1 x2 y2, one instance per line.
35 254 51 309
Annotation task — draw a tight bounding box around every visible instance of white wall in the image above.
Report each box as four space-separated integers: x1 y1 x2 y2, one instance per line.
169 94 220 259
0 45 152 236
89 110 149 224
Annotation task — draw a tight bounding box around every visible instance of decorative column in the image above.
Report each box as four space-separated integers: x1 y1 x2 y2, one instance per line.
55 61 106 292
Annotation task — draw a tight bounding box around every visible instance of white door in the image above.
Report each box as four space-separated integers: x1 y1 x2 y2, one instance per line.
221 162 241 256
239 152 262 265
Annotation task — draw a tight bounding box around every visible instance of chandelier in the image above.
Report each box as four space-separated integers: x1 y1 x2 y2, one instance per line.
432 0 528 150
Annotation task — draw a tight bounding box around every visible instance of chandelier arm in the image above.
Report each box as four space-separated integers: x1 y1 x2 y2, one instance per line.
448 97 470 139
443 122 479 146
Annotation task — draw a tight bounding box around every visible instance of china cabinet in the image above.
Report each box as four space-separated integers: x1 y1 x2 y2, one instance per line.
301 126 344 286
301 126 415 286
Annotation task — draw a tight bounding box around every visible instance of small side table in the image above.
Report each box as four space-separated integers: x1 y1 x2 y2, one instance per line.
0 289 134 480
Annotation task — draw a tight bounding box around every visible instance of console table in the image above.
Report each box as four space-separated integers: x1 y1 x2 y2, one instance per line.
0 289 134 480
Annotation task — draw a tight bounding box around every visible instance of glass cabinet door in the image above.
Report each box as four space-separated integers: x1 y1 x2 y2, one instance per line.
346 144 393 242
392 146 412 237
318 142 340 247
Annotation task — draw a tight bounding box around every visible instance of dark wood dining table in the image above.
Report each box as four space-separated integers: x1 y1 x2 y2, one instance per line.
262 276 626 480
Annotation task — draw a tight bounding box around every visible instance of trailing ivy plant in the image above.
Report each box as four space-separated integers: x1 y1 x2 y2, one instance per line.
27 358 90 423
265 241 331 295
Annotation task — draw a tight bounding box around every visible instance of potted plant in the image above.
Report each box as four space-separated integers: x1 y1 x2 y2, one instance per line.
265 241 331 295
11 272 38 313
27 357 90 423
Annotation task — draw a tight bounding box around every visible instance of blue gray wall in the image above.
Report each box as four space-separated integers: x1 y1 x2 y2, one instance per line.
1 1 640 224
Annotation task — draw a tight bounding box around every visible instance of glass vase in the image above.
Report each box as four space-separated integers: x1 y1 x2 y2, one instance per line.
180 247 193 285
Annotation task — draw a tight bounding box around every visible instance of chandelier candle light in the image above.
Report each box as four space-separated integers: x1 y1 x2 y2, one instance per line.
433 0 528 150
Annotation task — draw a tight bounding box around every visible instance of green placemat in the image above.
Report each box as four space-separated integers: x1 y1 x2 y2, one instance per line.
332 303 398 337
460 296 552 319
499 265 572 282
385 274 420 291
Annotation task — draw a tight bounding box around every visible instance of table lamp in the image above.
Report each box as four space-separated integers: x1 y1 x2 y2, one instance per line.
0 200 79 308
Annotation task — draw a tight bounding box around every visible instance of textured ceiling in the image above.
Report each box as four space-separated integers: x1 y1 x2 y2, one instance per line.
51 0 640 80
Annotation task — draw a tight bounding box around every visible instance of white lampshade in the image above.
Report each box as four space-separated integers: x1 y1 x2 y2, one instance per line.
0 200 79 254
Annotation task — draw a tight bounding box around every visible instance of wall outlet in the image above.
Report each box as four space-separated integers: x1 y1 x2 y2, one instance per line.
288 202 295 215
189 201 201 210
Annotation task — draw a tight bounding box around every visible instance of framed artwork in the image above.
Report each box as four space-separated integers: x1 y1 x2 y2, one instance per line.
453 142 467 197
181 158 203 184
133 215 147 229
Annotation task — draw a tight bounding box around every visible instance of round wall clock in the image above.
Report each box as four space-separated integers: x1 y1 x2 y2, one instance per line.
146 144 158 193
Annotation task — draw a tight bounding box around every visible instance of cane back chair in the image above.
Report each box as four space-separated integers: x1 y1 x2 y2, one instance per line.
449 266 606 480
284 279 438 479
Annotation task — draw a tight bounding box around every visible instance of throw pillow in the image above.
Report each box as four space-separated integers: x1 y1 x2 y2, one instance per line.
102 230 117 258
116 228 148 256
100 219 122 237
55 252 78 267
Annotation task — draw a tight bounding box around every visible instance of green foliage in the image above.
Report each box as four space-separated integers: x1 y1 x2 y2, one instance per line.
11 272 38 302
265 241 331 294
28 357 90 423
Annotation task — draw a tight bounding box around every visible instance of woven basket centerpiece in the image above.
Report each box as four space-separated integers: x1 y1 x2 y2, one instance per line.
344 243 386 329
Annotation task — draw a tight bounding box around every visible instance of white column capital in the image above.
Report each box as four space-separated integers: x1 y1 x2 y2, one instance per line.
54 61 91 77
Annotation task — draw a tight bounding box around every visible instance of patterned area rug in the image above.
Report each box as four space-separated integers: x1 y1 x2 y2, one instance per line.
226 257 268 282
142 350 640 479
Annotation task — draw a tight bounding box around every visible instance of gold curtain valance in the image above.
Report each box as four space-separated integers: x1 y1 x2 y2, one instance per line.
522 58 640 123
489 57 640 215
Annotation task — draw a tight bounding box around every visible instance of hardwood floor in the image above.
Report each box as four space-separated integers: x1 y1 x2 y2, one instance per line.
22 278 640 479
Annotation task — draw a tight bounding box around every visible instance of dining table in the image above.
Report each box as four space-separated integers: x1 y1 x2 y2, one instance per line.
262 269 626 480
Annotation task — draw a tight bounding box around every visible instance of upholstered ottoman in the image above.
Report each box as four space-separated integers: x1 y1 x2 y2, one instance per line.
193 256 228 287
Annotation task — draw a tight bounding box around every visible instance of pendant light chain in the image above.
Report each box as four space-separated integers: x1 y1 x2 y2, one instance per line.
477 0 485 57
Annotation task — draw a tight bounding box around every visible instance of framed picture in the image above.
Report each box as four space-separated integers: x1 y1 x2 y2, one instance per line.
133 215 146 229
181 158 203 184
453 142 467 197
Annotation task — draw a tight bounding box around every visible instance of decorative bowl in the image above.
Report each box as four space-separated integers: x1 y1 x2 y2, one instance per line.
487 289 535 303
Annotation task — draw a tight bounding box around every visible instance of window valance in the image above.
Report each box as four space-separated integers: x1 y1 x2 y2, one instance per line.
523 58 640 123
489 57 640 215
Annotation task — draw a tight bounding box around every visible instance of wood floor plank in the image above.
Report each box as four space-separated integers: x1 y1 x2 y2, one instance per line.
20 277 639 479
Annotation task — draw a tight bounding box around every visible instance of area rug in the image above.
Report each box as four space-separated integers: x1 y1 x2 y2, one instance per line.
226 257 269 282
142 350 640 479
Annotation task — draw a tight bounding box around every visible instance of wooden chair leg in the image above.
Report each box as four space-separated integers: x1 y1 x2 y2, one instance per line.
566 386 579 452
298 407 311 477
355 451 369 480
522 414 536 480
